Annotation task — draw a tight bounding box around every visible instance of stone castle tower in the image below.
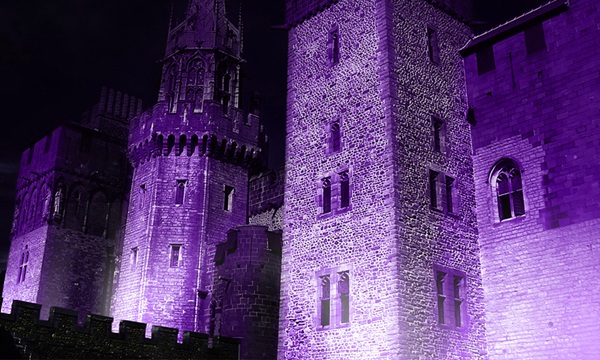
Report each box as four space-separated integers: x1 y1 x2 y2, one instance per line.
1 88 139 318
279 0 485 358
110 0 263 334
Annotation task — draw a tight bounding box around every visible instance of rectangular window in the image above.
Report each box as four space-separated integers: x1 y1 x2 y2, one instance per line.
224 185 234 211
426 27 440 64
524 22 546 55
322 178 331 214
476 45 495 75
320 275 331 327
436 270 446 325
330 121 341 153
175 180 186 205
169 244 181 267
432 117 446 153
139 184 146 208
429 170 441 211
130 247 138 270
453 276 464 327
44 133 52 154
445 176 455 214
340 172 349 208
327 25 340 66
338 272 350 324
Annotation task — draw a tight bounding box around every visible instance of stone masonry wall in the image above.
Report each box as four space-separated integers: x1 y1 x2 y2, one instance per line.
389 0 486 358
281 0 400 357
213 225 282 360
248 168 285 231
464 0 600 357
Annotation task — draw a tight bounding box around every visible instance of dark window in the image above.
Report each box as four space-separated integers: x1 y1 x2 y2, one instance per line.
338 272 350 324
435 270 446 325
44 133 52 154
493 160 525 220
322 178 331 214
224 185 234 211
340 172 350 208
328 26 340 66
426 27 440 64
429 170 441 211
445 176 455 214
524 22 546 54
432 117 446 153
320 276 331 327
453 276 464 327
175 180 186 205
170 245 181 267
330 122 341 153
476 46 495 75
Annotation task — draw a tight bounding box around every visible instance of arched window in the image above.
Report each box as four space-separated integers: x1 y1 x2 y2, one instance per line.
320 275 331 327
491 159 525 221
17 245 29 284
338 272 350 324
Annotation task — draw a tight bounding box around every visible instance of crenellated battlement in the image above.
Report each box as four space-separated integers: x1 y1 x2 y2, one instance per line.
0 299 239 359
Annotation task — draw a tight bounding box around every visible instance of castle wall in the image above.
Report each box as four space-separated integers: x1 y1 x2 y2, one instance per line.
213 225 282 360
389 0 486 357
248 169 285 231
463 0 600 357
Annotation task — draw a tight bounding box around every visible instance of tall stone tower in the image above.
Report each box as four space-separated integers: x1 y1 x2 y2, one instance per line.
280 0 486 358
1 88 137 318
110 0 262 333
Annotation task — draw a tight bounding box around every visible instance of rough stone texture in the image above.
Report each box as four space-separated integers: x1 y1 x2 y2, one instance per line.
280 0 485 358
110 0 263 337
212 225 282 360
248 168 285 231
463 0 600 358
2 92 131 319
0 300 239 359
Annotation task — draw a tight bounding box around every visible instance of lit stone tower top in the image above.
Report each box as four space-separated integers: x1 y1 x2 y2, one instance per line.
158 0 242 114
113 0 261 334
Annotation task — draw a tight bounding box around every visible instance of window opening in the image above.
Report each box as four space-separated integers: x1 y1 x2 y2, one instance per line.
175 180 187 205
320 275 331 327
453 276 464 327
338 272 350 324
445 176 455 214
340 172 350 208
426 27 440 64
170 244 181 267
322 178 332 214
130 247 138 271
327 26 340 66
432 117 445 153
436 270 446 325
525 22 546 54
224 185 234 211
17 246 29 284
476 46 495 75
331 122 341 153
494 161 525 220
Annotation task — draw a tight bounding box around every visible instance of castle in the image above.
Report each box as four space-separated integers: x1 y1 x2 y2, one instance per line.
2 0 599 358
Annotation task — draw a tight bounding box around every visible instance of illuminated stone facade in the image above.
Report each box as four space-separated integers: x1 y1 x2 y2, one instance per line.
462 0 600 358
279 0 485 358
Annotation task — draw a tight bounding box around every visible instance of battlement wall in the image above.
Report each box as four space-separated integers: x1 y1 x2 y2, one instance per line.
0 300 239 359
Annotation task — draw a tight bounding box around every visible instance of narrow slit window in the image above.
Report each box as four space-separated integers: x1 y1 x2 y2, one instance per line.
338 272 350 324
453 276 464 327
17 246 29 284
340 172 350 208
130 247 138 271
322 178 332 214
426 27 440 64
320 275 331 327
224 185 234 211
327 26 340 66
445 176 455 214
169 244 181 268
429 170 441 211
175 180 186 205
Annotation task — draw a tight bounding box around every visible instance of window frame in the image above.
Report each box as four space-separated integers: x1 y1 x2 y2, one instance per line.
434 265 468 330
316 265 352 330
169 244 182 268
489 159 526 222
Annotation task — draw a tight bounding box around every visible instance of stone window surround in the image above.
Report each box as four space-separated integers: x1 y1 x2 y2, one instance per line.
325 117 344 156
433 264 468 331
427 167 459 217
316 167 352 219
488 158 527 224
315 264 352 331
168 244 183 268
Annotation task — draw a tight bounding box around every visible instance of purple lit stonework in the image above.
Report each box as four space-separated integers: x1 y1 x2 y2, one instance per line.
2 0 599 358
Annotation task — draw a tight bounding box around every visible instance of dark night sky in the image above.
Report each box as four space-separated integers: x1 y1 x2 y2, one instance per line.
0 0 543 268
